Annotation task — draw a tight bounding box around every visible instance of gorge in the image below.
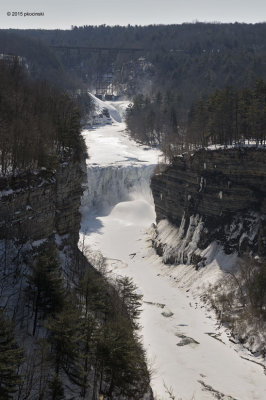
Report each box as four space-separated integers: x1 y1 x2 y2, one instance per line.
1 19 266 400
1 92 266 399
79 99 266 400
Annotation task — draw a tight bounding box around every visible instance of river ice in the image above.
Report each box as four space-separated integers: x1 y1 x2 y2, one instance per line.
80 101 266 400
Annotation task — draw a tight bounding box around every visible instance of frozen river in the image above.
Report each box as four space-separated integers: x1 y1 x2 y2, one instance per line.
80 101 266 400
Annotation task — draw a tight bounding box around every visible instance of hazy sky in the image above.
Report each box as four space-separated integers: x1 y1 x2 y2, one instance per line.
0 0 266 29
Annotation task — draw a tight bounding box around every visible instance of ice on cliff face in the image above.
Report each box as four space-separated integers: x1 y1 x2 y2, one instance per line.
154 215 204 264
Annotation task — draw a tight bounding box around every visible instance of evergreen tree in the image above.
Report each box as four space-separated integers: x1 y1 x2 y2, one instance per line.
97 315 149 398
116 276 143 330
44 298 84 389
77 269 108 316
76 269 109 398
0 309 23 399
26 244 65 336
48 374 65 400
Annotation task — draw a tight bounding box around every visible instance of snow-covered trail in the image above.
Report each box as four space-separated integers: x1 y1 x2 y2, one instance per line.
80 102 266 400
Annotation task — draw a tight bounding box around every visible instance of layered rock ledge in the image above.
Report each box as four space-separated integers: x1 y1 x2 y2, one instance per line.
0 160 83 246
151 148 266 261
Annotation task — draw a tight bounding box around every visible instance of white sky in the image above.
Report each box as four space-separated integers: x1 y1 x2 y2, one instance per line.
0 0 266 29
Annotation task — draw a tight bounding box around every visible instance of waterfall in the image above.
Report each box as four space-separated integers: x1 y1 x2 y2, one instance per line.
81 164 156 215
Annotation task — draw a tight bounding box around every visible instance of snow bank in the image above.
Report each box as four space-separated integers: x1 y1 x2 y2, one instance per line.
89 93 130 124
110 199 156 227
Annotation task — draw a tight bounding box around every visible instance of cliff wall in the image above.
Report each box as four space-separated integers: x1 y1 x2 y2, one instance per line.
151 148 266 262
0 160 83 245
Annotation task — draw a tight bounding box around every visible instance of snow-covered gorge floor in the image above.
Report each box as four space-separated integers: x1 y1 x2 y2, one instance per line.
79 100 266 400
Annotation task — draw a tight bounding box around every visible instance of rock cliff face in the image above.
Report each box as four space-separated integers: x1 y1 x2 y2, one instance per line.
151 148 266 263
0 160 83 245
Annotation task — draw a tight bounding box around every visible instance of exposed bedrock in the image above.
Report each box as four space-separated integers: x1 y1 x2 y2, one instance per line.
151 148 266 261
0 159 83 245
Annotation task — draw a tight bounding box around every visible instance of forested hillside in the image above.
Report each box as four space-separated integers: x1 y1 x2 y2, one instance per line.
126 79 266 159
0 59 85 176
0 242 150 399
7 23 266 102
0 31 83 90
7 22 266 158
187 80 266 147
